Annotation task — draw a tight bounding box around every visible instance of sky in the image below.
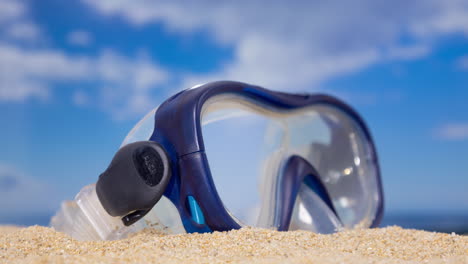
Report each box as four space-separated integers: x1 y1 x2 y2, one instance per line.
0 0 467 226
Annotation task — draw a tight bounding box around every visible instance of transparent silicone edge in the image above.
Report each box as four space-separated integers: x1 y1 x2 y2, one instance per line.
121 106 158 147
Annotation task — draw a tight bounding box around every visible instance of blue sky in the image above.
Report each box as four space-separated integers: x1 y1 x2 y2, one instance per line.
0 0 467 225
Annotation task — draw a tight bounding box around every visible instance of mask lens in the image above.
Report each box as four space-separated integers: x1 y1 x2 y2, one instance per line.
201 94 381 230
202 105 275 227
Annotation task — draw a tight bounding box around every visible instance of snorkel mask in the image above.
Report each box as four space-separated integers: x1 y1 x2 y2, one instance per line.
51 81 384 240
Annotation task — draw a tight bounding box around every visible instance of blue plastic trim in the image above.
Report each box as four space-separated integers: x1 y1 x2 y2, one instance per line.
303 175 336 214
276 155 339 230
188 196 206 225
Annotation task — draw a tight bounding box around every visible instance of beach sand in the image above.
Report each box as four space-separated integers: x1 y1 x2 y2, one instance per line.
1 225 467 263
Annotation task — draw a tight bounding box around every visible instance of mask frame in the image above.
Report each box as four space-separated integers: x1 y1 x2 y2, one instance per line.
134 81 386 233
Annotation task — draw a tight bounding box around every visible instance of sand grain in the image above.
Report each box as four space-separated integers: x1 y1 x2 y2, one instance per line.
1 226 467 263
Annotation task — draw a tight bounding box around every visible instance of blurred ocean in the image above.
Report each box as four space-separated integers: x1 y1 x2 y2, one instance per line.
1 211 467 234
381 212 468 234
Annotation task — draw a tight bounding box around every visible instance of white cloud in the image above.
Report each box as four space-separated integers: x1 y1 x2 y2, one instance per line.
0 163 57 216
183 37 379 91
67 30 93 46
0 0 42 43
0 43 90 101
409 0 468 37
5 22 41 41
0 43 169 118
2 0 468 119
94 50 170 119
386 45 431 61
435 123 468 141
82 0 468 92
0 0 170 119
0 0 25 23
72 90 90 106
456 55 468 71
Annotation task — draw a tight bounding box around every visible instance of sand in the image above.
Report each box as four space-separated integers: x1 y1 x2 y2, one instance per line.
0 226 467 264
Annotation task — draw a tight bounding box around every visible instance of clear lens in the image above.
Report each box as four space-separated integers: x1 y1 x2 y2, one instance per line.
201 94 381 231
121 107 158 147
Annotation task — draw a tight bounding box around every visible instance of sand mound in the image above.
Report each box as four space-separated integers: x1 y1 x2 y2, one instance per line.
1 225 467 263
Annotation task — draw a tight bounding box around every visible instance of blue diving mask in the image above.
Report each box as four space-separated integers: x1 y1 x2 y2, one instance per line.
51 81 384 240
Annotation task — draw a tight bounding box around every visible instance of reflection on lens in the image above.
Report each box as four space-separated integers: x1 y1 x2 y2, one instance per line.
201 94 380 231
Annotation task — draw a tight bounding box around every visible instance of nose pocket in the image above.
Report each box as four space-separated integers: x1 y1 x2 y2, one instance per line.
276 155 342 232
